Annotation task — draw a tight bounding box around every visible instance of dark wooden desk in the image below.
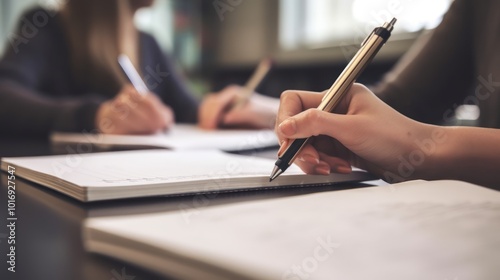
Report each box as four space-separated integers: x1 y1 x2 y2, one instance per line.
0 138 377 280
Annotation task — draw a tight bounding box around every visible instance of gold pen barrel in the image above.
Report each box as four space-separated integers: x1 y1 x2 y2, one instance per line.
319 35 385 112
319 18 396 112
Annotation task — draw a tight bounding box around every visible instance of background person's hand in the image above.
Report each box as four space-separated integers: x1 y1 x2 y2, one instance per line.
95 85 174 134
275 84 439 180
198 85 279 130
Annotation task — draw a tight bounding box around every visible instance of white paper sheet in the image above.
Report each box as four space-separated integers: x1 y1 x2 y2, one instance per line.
2 150 373 201
85 180 500 279
51 124 279 151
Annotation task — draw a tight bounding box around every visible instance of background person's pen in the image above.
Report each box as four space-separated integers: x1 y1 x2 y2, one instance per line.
231 57 273 108
118 54 173 133
269 18 397 182
118 54 148 96
217 57 273 126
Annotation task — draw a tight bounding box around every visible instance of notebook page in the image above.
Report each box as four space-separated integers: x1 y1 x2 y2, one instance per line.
2 150 315 188
85 180 500 280
50 124 278 151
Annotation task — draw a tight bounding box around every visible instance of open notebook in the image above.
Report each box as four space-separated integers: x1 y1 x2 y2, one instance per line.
0 150 373 202
84 180 500 280
50 124 279 152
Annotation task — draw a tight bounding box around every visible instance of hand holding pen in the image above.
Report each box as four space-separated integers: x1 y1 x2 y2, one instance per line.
198 58 277 130
231 58 273 109
94 55 174 135
270 18 397 181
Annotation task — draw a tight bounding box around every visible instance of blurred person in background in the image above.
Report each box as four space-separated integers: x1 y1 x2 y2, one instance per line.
0 0 274 136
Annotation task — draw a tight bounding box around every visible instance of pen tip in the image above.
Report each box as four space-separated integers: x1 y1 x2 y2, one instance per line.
269 166 283 182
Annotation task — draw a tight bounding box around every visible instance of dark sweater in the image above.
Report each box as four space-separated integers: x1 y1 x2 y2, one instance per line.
374 0 500 128
0 8 199 136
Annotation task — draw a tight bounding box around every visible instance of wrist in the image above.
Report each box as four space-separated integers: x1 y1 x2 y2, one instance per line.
425 126 500 186
411 124 453 180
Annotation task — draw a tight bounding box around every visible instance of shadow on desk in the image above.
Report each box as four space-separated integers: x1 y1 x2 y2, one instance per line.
0 169 379 280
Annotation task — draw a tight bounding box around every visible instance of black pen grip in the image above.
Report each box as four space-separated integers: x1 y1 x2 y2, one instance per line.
275 137 309 172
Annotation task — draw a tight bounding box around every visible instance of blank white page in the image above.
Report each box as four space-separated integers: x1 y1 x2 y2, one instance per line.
51 124 279 151
85 180 500 279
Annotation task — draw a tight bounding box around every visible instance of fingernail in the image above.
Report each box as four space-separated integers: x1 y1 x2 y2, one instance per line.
279 119 296 136
299 154 320 165
336 166 352 174
315 164 331 175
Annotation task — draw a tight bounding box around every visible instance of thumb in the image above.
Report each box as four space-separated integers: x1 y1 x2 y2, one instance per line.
278 109 351 142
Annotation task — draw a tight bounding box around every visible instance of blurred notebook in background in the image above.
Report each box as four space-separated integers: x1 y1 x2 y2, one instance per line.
50 124 278 152
84 180 500 279
1 150 373 202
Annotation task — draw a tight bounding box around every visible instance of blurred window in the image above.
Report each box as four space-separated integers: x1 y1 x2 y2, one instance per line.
279 0 452 50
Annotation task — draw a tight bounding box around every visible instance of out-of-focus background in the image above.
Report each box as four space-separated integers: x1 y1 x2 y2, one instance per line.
0 0 453 98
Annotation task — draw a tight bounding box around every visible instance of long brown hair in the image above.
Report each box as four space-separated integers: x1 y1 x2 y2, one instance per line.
60 0 139 95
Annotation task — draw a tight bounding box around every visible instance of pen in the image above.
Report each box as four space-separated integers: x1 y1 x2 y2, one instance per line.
269 18 397 182
216 58 273 127
231 57 273 109
118 54 148 96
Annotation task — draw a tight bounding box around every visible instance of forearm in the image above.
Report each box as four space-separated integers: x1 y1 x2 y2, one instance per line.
151 47 200 123
424 126 500 187
156 73 200 124
0 80 103 136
